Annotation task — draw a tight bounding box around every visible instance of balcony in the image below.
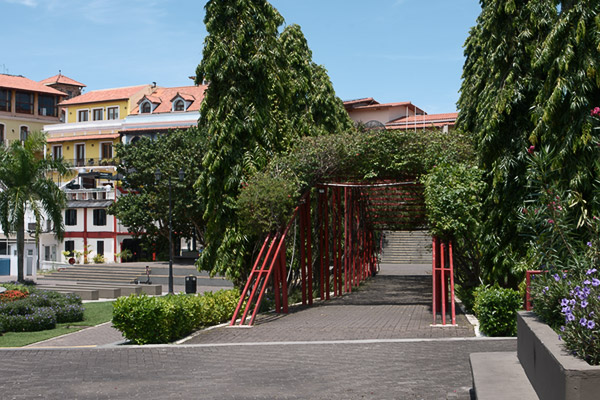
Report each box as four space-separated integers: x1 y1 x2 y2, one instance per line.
64 158 119 168
64 187 116 201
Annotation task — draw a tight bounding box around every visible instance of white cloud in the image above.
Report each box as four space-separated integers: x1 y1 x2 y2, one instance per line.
4 0 38 7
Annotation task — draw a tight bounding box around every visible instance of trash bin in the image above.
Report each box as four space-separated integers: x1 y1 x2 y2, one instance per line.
185 275 197 294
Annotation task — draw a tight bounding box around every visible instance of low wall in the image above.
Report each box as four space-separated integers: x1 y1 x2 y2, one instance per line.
517 311 600 400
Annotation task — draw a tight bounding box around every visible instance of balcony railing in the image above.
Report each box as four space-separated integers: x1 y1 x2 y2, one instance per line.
64 187 116 201
62 158 120 168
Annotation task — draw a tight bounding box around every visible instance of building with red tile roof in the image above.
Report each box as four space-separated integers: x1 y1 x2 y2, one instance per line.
40 72 86 99
120 84 207 144
0 73 66 145
343 97 456 132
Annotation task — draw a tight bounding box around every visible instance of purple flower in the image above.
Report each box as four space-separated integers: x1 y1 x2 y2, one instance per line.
582 300 589 308
588 242 593 247
567 313 576 322
560 326 565 332
592 278 600 287
586 268 597 275
584 279 592 286
558 335 562 341
561 298 569 307
588 320 596 330
580 317 588 327
554 274 561 281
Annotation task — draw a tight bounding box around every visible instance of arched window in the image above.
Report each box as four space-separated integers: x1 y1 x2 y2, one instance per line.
141 102 151 114
174 99 185 111
131 136 141 145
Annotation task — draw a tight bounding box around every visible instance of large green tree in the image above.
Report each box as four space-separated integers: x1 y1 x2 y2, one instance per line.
0 132 67 282
458 0 600 285
109 128 206 255
195 0 351 284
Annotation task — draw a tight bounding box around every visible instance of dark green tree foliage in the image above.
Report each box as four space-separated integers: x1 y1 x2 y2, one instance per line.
0 132 67 282
458 0 600 285
195 0 351 283
109 128 206 252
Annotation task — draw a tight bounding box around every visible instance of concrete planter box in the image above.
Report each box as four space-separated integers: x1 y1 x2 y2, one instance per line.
518 311 600 400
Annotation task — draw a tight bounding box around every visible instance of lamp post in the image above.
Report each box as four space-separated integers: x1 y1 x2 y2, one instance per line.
155 168 185 294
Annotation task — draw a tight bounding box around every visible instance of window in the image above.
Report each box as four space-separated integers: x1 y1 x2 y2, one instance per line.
93 209 107 226
78 109 89 122
97 240 104 256
141 101 151 114
75 143 85 166
38 94 58 117
107 106 119 120
20 126 28 142
65 240 75 257
0 89 10 112
44 245 56 261
65 209 77 226
92 108 103 121
101 142 112 159
174 99 185 111
15 91 33 114
0 124 4 146
52 145 62 160
0 241 7 255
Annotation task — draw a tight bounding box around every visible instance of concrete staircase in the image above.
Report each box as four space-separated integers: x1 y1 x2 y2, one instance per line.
37 262 233 288
380 230 432 264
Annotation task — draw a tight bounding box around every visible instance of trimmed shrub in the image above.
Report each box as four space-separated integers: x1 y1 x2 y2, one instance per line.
474 286 522 336
112 289 239 345
0 307 57 332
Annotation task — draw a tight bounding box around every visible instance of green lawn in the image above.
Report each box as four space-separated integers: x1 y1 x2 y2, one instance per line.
0 301 114 348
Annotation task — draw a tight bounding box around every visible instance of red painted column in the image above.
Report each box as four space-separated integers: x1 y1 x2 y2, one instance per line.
83 208 88 263
344 187 350 293
305 192 313 306
299 202 307 305
318 188 325 300
324 188 330 300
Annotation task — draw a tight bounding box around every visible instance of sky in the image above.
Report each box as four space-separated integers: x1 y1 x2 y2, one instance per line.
1 0 481 114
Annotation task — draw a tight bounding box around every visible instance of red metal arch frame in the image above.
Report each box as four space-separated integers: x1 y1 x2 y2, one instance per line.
230 180 448 327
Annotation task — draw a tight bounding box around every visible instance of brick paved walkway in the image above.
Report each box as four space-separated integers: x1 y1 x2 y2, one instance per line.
0 263 517 399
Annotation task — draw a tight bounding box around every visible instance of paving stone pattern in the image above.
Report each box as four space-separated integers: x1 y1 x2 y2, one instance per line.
0 339 515 399
0 263 515 399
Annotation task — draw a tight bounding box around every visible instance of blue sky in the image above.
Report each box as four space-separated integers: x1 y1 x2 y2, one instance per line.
1 0 481 113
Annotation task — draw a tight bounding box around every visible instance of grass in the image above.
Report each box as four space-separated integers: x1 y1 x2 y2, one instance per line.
0 300 114 348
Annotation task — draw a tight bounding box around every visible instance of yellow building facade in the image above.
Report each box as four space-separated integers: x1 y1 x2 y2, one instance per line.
0 74 65 145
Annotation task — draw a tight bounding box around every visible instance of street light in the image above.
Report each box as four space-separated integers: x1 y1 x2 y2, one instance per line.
155 167 185 294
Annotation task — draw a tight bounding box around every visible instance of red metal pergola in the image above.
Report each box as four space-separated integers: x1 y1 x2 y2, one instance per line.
230 180 455 326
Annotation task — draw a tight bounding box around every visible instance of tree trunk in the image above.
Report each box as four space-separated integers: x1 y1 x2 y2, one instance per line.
16 217 25 283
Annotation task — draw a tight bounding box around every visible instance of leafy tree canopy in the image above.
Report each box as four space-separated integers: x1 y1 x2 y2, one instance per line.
457 0 600 285
0 132 68 281
109 128 206 249
194 0 352 282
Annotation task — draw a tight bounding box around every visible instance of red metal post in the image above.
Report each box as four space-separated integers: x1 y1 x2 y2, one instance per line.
344 187 350 293
324 188 330 300
449 240 456 325
441 242 446 326
273 243 281 313
318 188 325 300
299 201 307 305
280 239 288 313
305 192 313 306
432 236 437 325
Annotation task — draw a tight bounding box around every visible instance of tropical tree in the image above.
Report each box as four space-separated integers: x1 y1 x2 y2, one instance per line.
457 0 600 286
109 127 206 256
195 0 351 284
0 132 67 282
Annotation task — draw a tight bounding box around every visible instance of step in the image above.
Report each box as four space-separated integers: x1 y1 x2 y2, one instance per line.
38 286 99 301
74 282 143 296
38 284 120 299
76 282 162 295
470 352 538 400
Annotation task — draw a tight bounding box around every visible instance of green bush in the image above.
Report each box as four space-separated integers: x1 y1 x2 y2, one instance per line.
0 307 57 332
0 290 84 332
112 289 239 345
474 286 522 336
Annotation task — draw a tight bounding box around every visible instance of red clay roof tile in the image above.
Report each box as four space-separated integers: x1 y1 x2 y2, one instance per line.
0 74 66 95
59 85 151 106
39 74 86 87
130 85 208 115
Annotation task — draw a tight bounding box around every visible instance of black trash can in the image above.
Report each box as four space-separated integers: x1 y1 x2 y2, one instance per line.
185 275 197 294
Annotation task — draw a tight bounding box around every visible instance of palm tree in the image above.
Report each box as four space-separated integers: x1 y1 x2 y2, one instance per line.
0 132 68 282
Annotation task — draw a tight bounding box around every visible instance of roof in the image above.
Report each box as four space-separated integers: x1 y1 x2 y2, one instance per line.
0 74 66 95
386 112 458 130
59 85 151 106
40 74 86 87
343 97 378 107
130 85 208 115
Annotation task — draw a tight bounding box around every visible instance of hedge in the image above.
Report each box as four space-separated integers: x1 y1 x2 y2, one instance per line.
473 286 522 336
112 289 240 345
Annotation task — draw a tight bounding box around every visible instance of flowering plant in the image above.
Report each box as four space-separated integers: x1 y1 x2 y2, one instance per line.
0 289 29 303
559 268 600 365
